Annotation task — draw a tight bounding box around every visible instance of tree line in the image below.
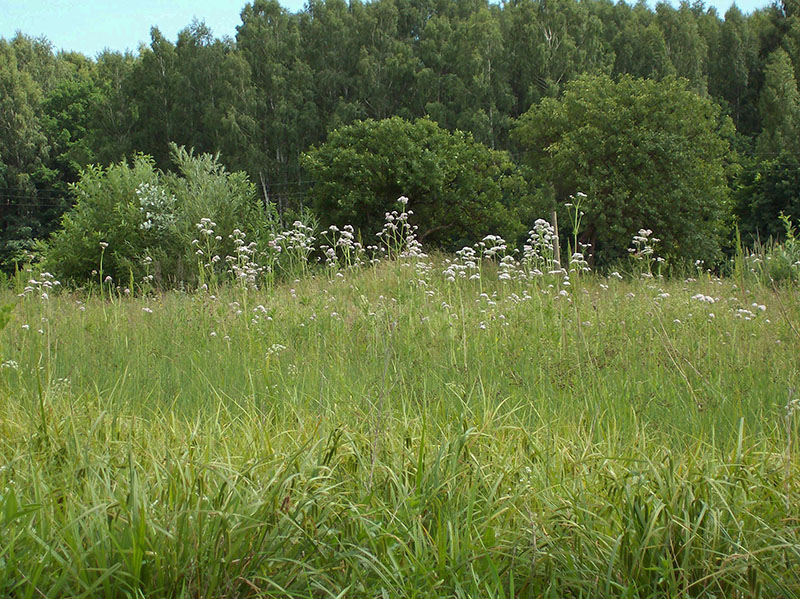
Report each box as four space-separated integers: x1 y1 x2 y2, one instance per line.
2 0 800 271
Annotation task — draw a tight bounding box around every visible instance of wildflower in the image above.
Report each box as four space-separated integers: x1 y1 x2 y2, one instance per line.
266 343 287 356
787 394 800 416
99 241 109 249
142 307 153 313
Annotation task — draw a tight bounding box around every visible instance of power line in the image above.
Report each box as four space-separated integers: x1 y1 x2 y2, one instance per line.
0 187 74 194
1 203 69 208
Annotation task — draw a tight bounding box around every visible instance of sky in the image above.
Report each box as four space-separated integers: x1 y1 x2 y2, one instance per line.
0 0 777 57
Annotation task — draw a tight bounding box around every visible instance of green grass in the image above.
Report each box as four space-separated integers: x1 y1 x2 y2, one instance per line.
1 259 799 598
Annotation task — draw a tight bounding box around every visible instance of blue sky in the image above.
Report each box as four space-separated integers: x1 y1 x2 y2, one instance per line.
0 0 776 57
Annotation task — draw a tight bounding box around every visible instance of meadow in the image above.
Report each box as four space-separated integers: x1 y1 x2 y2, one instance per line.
1 219 799 598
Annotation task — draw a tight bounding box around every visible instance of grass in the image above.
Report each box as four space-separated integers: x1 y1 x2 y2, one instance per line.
1 253 799 597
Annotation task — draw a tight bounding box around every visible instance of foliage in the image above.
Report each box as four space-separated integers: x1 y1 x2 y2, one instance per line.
4 0 800 259
0 38 57 269
44 146 275 286
756 47 800 159
735 151 800 242
513 73 733 265
43 154 159 285
302 116 528 248
738 213 800 285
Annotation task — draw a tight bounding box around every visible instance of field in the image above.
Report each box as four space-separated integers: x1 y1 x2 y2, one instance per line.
1 246 799 598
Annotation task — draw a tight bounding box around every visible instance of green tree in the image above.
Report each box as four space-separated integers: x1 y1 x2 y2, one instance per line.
500 0 611 117
42 74 101 182
0 38 55 268
172 20 252 163
612 13 675 80
709 6 760 135
756 47 800 159
127 28 180 167
655 2 708 91
91 50 137 164
300 0 361 130
302 117 526 247
350 0 418 122
235 0 317 189
513 73 732 265
735 152 800 242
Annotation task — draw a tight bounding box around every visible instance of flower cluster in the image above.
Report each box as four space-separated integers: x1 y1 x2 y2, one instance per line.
377 197 425 260
319 224 366 270
226 229 265 289
522 219 557 275
20 271 61 300
628 228 664 277
138 183 177 234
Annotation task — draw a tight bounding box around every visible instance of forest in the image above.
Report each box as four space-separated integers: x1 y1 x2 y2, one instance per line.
2 0 800 273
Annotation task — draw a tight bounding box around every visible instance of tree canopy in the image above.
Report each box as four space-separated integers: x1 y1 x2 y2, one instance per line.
3 0 800 269
302 116 527 248
513 73 733 264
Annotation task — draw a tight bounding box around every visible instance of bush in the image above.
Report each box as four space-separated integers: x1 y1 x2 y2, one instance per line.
302 117 529 249
513 74 733 266
45 145 276 287
734 151 800 243
738 214 800 285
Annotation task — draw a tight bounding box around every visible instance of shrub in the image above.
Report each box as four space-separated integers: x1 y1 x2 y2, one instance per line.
513 74 733 266
302 117 528 249
45 145 276 287
734 151 800 243
738 214 800 285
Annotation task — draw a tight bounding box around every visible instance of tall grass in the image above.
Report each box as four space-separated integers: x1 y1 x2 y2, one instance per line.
1 232 799 597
